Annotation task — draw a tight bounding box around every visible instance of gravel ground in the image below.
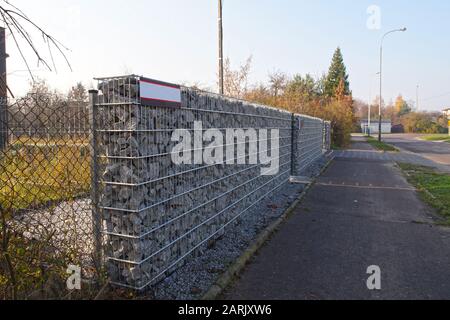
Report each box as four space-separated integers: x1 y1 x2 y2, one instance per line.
148 155 331 300
12 198 95 263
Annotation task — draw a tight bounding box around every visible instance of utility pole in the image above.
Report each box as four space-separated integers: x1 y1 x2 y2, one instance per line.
0 27 7 151
218 0 224 95
416 84 419 111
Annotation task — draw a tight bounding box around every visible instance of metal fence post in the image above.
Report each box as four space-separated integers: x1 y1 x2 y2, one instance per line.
326 122 331 150
290 113 296 176
89 89 102 272
0 27 8 151
322 120 326 152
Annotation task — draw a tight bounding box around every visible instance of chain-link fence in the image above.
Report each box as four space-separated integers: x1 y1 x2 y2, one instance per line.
0 92 101 299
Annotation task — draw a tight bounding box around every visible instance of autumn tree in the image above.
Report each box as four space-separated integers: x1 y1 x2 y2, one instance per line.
238 47 355 147
268 71 288 97
280 74 325 114
223 56 252 99
244 83 272 106
436 113 449 133
321 97 354 146
401 112 448 134
395 94 411 116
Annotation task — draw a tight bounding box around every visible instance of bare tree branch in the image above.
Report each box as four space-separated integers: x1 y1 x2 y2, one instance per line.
0 1 72 84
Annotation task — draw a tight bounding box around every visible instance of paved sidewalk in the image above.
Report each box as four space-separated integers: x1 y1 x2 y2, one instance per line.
222 140 450 300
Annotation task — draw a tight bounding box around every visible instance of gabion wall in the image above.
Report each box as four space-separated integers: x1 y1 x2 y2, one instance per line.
292 115 326 176
323 121 332 151
93 76 330 290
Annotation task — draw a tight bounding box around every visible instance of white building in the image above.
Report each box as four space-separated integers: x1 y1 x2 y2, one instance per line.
443 108 450 118
360 119 392 135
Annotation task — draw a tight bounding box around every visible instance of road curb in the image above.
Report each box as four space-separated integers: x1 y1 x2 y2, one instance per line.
201 153 335 300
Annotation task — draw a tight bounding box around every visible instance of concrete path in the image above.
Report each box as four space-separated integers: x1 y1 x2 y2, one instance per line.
347 135 375 151
222 139 450 300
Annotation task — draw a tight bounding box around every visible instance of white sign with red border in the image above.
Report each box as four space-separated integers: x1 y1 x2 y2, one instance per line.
139 77 181 108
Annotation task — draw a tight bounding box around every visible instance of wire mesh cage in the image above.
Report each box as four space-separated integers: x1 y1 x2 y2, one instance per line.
94 75 294 290
323 121 332 151
293 114 326 176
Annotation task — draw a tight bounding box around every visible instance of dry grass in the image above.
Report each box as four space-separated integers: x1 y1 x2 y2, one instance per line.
0 137 91 211
0 137 98 300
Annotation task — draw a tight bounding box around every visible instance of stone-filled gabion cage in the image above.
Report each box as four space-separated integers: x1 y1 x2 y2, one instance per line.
292 115 328 176
92 75 331 290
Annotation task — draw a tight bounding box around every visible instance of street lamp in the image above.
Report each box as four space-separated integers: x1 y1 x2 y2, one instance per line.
378 27 407 142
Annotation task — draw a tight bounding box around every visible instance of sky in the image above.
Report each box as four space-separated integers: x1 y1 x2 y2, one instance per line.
5 0 450 112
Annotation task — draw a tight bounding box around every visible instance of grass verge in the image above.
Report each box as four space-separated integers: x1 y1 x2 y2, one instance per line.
398 163 450 226
422 134 450 142
366 136 399 152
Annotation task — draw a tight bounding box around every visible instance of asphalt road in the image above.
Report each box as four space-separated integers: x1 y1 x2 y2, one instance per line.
222 141 450 300
383 134 450 168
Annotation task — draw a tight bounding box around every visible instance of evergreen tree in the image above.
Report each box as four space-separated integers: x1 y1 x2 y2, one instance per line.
324 47 351 97
287 73 320 100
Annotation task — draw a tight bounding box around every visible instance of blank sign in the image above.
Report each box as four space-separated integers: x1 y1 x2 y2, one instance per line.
139 77 181 108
